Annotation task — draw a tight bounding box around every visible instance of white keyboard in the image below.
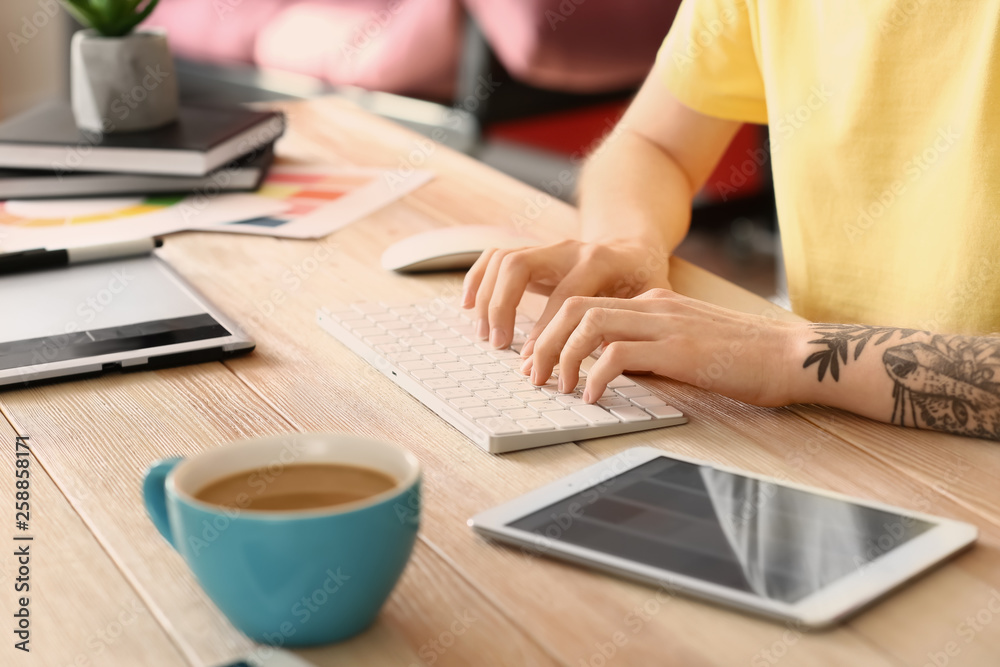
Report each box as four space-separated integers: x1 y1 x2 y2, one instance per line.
317 300 687 454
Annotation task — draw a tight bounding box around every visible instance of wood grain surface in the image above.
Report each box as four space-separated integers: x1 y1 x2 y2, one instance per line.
1 96 997 667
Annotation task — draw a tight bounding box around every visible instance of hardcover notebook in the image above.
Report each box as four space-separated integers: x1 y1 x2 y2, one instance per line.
0 254 254 388
0 101 284 177
0 146 273 199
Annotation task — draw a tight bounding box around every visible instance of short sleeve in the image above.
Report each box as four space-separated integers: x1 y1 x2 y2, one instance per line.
657 0 767 124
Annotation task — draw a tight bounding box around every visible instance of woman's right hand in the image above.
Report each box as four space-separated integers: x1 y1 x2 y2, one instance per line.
460 238 672 356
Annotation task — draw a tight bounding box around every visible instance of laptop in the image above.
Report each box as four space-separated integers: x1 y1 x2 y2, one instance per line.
0 254 253 388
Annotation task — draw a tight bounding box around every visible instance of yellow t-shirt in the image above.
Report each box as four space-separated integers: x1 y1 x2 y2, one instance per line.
659 0 1000 334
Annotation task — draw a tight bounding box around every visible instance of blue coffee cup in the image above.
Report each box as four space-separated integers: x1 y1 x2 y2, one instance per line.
142 432 420 646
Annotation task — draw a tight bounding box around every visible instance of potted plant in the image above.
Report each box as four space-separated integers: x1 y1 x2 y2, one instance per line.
62 0 179 133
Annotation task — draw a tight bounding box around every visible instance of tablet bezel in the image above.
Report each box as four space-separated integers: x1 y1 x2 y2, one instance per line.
468 446 977 628
0 254 254 388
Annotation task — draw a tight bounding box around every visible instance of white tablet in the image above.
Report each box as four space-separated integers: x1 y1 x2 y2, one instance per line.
469 447 977 628
0 254 253 388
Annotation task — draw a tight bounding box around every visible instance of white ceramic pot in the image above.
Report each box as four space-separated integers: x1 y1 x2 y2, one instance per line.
70 28 179 134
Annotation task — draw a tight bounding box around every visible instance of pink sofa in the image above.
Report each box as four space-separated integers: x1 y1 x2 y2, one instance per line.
146 0 677 101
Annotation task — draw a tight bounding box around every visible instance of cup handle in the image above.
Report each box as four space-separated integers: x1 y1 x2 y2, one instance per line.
142 457 183 550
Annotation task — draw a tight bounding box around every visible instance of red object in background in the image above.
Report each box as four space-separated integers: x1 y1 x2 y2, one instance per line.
486 104 766 201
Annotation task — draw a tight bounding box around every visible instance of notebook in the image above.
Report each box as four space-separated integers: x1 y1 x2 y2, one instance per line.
0 254 254 388
0 146 273 199
0 101 284 177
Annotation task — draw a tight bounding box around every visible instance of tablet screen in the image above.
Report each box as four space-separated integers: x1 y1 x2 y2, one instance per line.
507 456 934 603
0 256 230 371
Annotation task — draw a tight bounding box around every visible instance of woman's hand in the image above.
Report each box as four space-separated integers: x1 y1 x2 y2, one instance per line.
524 288 804 407
461 239 672 356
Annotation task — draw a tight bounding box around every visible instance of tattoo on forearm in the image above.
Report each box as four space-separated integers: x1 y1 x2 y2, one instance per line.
804 324 1000 440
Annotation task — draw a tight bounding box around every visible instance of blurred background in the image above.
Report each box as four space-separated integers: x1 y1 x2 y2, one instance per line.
0 0 781 300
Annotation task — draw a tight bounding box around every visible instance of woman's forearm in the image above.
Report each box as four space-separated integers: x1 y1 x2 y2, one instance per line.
789 324 1000 440
577 127 694 254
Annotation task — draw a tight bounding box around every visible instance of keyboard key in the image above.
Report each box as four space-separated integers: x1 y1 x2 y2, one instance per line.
556 394 586 407
436 338 468 349
501 358 525 369
363 334 397 346
461 355 494 366
388 327 423 339
488 398 524 411
631 395 666 409
426 329 458 340
400 360 433 371
474 361 507 375
437 387 471 399
607 376 635 388
464 406 499 419
379 320 412 331
412 344 445 356
423 377 457 389
610 407 652 422
400 336 434 348
500 382 527 392
451 345 481 356
488 348 521 360
450 397 484 409
597 396 631 409
527 400 564 413
513 390 543 401
352 302 387 314
461 379 494 391
615 386 651 399
390 306 421 317
540 384 562 397
451 371 481 382
517 418 555 433
387 351 420 362
354 327 384 339
413 320 447 331
425 353 458 364
367 312 398 322
437 361 469 373
412 369 445 380
570 405 620 425
477 417 522 435
450 325 477 337
474 340 494 351
544 410 588 429
646 405 684 419
376 343 409 355
503 408 538 421
514 312 534 324
475 389 509 401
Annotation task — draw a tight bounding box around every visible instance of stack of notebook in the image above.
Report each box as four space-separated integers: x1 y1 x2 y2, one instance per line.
0 101 285 199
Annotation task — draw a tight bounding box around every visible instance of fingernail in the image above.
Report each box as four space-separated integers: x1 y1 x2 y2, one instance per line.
530 369 539 385
520 338 535 358
582 388 592 403
490 328 504 348
520 357 533 374
475 318 489 340
558 376 567 393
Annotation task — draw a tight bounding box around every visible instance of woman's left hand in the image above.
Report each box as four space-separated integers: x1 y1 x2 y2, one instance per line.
523 288 805 407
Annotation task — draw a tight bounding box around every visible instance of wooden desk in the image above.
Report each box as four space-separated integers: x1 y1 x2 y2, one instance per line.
2 97 999 667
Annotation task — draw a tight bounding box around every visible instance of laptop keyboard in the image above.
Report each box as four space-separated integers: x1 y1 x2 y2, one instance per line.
317 300 686 453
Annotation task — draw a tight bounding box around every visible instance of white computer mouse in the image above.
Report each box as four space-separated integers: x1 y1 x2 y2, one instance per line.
381 225 543 272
